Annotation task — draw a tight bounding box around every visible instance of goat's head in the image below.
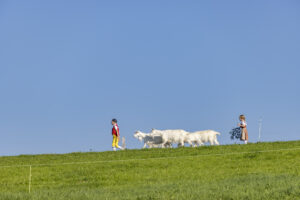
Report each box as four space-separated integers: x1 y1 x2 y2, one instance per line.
134 131 143 141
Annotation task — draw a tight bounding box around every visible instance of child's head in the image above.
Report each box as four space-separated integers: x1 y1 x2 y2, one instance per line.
111 118 117 125
239 115 246 121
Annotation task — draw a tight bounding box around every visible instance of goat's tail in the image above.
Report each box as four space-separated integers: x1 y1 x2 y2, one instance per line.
214 131 221 135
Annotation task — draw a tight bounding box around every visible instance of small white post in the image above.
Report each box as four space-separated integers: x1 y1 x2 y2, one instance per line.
122 137 126 149
258 118 262 142
28 165 32 194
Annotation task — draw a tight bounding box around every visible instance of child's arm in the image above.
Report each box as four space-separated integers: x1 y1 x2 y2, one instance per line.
239 122 246 128
116 127 120 137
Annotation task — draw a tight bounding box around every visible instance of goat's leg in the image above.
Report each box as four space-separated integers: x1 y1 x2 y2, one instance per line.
143 143 147 148
178 140 184 147
181 140 185 147
214 139 220 145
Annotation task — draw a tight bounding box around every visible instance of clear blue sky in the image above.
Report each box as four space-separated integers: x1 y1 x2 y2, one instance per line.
0 0 299 156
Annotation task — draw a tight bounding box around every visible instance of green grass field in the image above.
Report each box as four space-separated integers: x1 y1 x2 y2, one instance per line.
1 141 300 200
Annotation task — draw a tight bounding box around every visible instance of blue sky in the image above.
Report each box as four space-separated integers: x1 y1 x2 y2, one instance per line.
0 0 299 156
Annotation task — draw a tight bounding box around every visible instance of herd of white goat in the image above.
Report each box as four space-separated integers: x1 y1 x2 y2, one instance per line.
134 129 220 148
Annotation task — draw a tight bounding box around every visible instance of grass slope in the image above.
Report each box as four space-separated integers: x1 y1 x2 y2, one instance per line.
1 141 300 200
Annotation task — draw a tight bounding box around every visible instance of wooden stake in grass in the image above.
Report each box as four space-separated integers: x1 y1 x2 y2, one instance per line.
122 137 126 149
28 165 32 194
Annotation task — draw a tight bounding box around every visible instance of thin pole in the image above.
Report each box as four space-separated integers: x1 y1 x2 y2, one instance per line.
258 118 262 142
28 165 32 193
122 137 126 149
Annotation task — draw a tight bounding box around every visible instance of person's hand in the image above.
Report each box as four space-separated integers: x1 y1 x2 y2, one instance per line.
237 123 241 127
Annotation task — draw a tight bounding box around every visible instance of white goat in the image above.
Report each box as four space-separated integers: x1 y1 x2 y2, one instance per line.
151 129 189 148
185 130 220 147
184 132 203 147
134 131 169 148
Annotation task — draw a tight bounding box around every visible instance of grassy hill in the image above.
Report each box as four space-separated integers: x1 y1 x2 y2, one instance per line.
1 141 300 200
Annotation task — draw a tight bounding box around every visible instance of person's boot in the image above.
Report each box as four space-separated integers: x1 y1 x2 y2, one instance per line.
117 146 124 150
